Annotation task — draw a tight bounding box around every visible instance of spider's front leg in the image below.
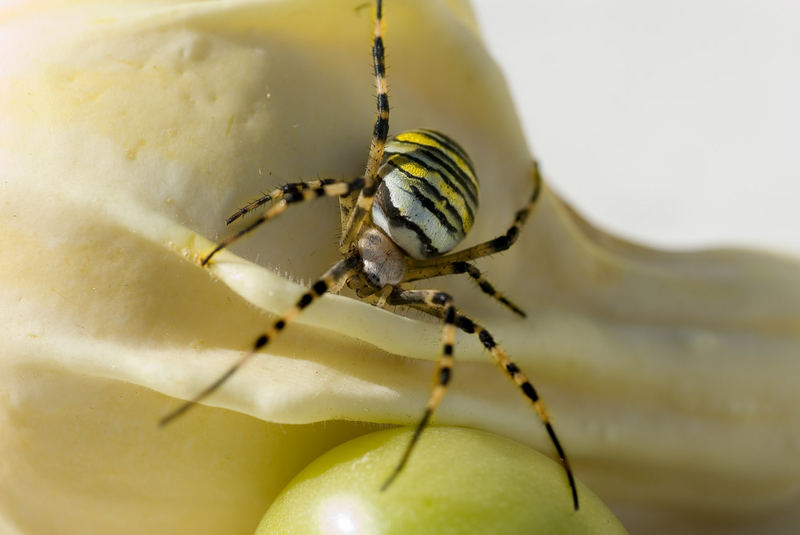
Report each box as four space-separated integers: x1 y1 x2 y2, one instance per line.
201 177 366 266
338 0 389 251
159 254 361 425
225 178 341 225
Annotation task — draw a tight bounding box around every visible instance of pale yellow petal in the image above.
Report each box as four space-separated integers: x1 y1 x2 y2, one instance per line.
2 1 799 534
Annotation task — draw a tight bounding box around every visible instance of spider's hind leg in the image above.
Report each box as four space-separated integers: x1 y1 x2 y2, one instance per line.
385 289 580 511
403 261 526 317
411 160 543 269
378 287 457 491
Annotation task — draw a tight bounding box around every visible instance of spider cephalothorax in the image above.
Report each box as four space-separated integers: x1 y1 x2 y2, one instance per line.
161 0 579 511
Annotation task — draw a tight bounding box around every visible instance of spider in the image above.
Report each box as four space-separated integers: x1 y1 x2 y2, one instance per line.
160 0 579 511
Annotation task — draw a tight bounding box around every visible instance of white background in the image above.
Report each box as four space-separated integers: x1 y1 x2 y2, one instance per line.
472 1 800 257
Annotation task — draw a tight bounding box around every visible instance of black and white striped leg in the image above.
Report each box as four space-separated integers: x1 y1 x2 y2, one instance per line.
159 254 362 426
339 0 389 251
201 177 365 266
225 178 340 225
379 287 456 491
403 261 526 317
392 295 579 511
412 160 543 268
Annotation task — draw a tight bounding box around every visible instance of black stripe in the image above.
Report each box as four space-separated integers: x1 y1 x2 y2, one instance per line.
282 183 300 195
506 225 520 242
386 159 466 234
408 184 459 236
384 140 478 206
373 37 385 77
312 280 328 295
375 185 439 257
455 316 475 333
298 293 313 309
491 234 511 252
478 329 495 348
419 146 479 205
255 334 269 349
439 366 452 384
377 92 389 113
346 177 365 193
521 381 539 402
478 280 495 294
362 182 378 197
373 116 389 142
397 137 478 202
405 148 478 211
417 129 474 170
395 150 478 222
453 261 470 274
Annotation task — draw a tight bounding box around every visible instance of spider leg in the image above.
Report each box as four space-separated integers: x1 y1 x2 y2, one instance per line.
404 261 526 317
408 160 542 268
159 254 361 426
379 287 456 491
388 292 579 511
225 178 340 225
339 0 389 251
202 177 365 266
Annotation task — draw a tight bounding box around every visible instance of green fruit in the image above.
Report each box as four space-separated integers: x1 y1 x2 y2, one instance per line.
256 426 627 534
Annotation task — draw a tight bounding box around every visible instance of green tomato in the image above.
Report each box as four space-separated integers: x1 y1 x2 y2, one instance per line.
256 426 627 535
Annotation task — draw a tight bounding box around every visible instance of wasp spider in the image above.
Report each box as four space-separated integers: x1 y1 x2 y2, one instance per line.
161 0 579 511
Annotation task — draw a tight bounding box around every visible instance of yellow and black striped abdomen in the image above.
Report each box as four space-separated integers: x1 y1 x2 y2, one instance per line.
371 129 479 260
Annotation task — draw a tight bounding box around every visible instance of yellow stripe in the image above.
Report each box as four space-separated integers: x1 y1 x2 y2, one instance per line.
395 158 474 231
397 159 427 179
384 137 479 206
394 131 477 184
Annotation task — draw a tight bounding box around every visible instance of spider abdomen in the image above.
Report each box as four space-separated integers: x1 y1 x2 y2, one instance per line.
371 129 479 260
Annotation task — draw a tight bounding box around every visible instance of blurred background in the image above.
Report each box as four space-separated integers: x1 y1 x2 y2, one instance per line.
472 0 800 257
